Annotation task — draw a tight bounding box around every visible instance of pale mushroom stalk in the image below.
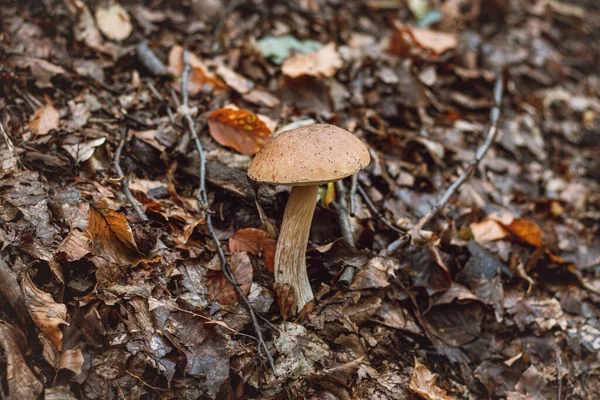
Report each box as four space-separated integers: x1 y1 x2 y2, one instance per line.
274 185 318 314
248 124 370 315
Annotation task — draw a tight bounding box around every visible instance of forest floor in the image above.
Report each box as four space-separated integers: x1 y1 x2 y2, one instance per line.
1 0 600 399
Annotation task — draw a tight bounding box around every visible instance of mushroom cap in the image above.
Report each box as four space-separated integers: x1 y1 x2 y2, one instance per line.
248 124 370 186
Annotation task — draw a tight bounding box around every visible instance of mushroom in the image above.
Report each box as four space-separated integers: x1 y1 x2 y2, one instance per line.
247 124 370 314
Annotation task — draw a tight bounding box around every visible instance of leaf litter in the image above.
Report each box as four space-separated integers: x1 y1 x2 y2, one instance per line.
0 0 599 399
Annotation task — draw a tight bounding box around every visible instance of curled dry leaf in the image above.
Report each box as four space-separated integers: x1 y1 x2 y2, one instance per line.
207 107 273 155
56 229 92 261
95 3 132 41
167 45 227 95
229 228 276 272
0 321 44 400
62 137 106 164
87 199 142 266
27 103 59 135
8 55 65 88
282 42 343 79
21 272 68 351
59 346 85 375
274 322 331 379
410 359 452 400
216 64 254 94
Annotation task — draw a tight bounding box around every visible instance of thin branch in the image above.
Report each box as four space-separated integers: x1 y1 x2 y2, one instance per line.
385 71 504 254
0 121 18 169
349 173 358 217
146 80 177 125
357 184 406 235
413 72 504 232
137 41 167 76
114 128 149 223
181 49 277 376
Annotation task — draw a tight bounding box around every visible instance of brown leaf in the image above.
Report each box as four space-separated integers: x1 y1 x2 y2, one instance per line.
350 257 393 290
390 22 457 56
27 103 59 135
410 359 452 400
470 219 509 242
56 229 92 262
504 219 543 247
8 55 65 88
87 200 142 266
59 346 85 375
207 108 273 155
242 87 281 108
95 3 132 41
45 386 79 400
229 228 276 272
21 272 68 351
216 64 254 94
274 282 296 321
282 42 343 79
208 252 253 306
64 0 116 57
0 321 44 399
167 45 227 95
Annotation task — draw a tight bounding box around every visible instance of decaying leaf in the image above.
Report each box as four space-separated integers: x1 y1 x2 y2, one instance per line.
471 215 543 247
167 45 227 95
410 359 452 400
274 322 331 379
229 228 276 272
64 0 116 57
56 229 93 261
207 107 273 155
87 199 142 266
8 55 65 88
208 252 253 305
0 321 44 399
282 42 343 79
62 137 106 164
95 3 132 41
216 64 254 94
390 22 457 56
21 272 68 352
27 103 59 135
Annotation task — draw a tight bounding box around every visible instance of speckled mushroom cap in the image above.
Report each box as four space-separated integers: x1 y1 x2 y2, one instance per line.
248 124 370 186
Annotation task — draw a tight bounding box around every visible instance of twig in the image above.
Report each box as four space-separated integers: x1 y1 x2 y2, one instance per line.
113 128 149 223
146 80 176 125
357 184 406 235
349 173 358 217
412 72 504 233
0 122 18 169
181 49 277 376
556 348 563 400
386 71 504 254
137 41 167 76
334 180 358 289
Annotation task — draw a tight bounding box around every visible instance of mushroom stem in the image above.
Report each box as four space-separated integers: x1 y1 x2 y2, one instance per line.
274 184 318 314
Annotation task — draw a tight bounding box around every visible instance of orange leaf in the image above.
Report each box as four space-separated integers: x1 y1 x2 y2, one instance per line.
167 45 227 95
208 108 272 155
87 200 142 266
390 21 457 56
505 219 543 247
229 228 276 272
27 103 59 135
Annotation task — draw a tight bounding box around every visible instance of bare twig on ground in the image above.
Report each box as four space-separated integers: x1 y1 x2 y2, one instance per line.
181 49 277 376
333 180 359 289
384 71 504 255
0 122 18 169
146 80 177 125
113 128 149 223
137 41 167 76
349 173 358 217
357 184 406 235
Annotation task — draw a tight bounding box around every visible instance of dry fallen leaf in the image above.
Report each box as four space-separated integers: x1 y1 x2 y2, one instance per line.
27 103 59 135
410 359 452 400
64 0 116 57
21 272 68 351
229 228 276 272
59 346 85 375
390 22 458 56
470 219 509 242
95 3 133 41
87 199 142 266
62 137 107 163
0 321 44 399
282 42 343 79
216 64 254 94
167 45 227 95
208 252 253 305
207 107 273 155
472 214 543 247
8 55 65 88
56 229 93 262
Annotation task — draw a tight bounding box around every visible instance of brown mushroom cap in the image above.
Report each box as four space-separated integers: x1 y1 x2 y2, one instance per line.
248 124 370 186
